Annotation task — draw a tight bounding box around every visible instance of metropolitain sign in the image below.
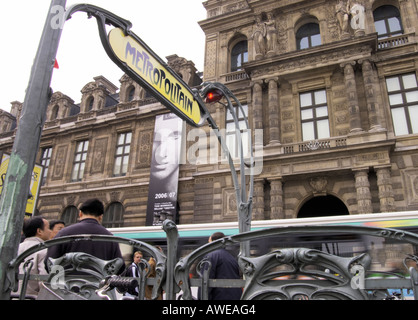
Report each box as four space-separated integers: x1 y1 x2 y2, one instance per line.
108 28 204 127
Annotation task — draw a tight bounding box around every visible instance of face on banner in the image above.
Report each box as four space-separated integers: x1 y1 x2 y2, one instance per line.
152 127 181 180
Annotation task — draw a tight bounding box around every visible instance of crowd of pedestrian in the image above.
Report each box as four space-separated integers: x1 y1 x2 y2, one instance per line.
15 198 243 300
16 198 125 299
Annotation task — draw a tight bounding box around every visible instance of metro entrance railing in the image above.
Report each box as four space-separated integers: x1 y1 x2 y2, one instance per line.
8 220 418 300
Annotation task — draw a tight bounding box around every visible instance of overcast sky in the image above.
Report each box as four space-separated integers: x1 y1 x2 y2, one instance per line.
0 0 206 112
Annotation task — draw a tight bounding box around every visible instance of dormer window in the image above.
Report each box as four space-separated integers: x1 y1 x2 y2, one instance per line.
51 105 59 120
128 86 135 101
87 97 94 111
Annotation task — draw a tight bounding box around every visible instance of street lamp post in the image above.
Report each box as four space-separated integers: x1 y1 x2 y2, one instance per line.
197 82 254 258
0 0 67 299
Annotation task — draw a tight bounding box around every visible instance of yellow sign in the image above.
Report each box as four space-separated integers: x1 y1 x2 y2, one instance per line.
108 28 203 126
0 154 43 216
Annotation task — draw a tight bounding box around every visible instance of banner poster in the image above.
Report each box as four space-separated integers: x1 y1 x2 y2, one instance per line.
146 113 184 226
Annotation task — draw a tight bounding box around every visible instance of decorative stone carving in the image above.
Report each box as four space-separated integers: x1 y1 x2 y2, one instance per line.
310 177 328 196
136 130 153 168
251 80 264 131
359 59 383 132
376 167 395 212
252 15 267 60
336 0 351 37
52 145 67 180
342 62 363 133
270 178 283 219
401 169 418 206
336 1 365 38
354 170 372 214
223 188 237 218
267 77 280 144
265 13 278 56
90 137 108 174
253 179 265 220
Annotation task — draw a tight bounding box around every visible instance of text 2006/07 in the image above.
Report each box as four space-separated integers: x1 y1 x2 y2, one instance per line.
162 304 256 317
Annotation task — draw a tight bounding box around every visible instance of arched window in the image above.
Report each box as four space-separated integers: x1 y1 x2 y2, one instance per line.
103 202 124 228
296 23 321 50
231 40 248 72
51 105 59 120
87 96 94 111
61 205 78 226
373 5 403 39
127 86 135 101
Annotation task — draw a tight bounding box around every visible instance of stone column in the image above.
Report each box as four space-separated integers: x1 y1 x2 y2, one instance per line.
354 169 373 214
376 166 395 212
399 0 411 33
360 59 383 131
252 80 264 131
270 178 284 219
253 179 265 220
342 62 363 133
267 77 280 145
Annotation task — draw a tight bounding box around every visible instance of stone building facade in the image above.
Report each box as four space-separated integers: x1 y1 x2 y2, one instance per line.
0 0 418 228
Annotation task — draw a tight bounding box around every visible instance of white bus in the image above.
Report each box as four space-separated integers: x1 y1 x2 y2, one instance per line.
109 211 418 260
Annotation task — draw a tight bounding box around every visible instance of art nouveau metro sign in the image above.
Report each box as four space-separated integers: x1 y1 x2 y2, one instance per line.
108 28 204 127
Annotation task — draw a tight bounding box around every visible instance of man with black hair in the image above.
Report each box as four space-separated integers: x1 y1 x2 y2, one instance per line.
49 219 65 239
198 232 243 300
17 216 51 297
46 199 123 266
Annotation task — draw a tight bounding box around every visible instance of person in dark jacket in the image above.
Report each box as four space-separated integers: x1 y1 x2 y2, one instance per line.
46 199 123 269
199 232 242 300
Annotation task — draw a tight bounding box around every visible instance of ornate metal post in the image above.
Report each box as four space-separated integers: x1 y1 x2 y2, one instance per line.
0 0 67 299
163 219 179 300
197 82 255 258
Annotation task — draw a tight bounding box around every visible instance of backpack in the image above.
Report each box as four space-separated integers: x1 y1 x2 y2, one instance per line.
120 264 134 277
118 264 140 295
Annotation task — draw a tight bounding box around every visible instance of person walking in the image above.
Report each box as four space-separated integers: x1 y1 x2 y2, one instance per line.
198 232 242 300
123 251 142 298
